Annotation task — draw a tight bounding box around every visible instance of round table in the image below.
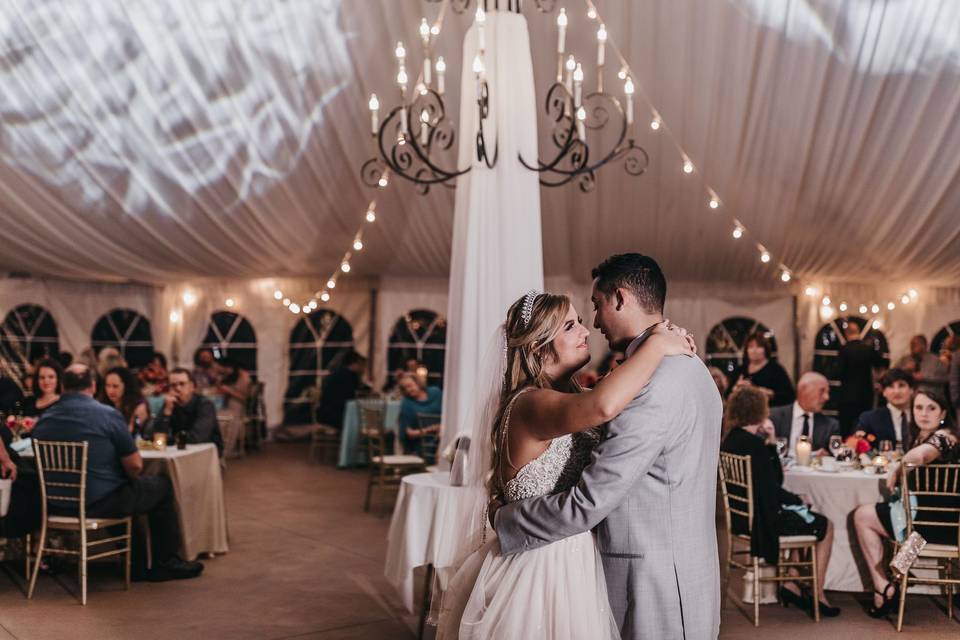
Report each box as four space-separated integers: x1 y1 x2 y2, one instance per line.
384 472 485 616
783 466 887 592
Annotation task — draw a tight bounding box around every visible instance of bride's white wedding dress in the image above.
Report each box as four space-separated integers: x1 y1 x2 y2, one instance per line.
436 427 619 639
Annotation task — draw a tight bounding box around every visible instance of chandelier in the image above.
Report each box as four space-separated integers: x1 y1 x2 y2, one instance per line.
360 3 647 194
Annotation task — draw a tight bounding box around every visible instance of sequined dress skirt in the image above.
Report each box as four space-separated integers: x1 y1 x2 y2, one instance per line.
436 531 619 640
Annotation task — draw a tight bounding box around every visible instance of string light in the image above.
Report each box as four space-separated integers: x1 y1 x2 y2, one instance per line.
872 319 882 330
821 305 835 320
289 303 301 314
871 303 880 314
759 248 771 264
308 299 317 309
821 296 831 306
900 294 910 304
650 114 661 131
225 298 235 308
327 279 336 290
804 286 817 297
859 304 868 314
169 310 181 323
273 290 283 300
908 288 919 300
682 157 694 174
708 193 720 209
182 290 197 306
320 291 331 302
887 301 896 311
378 173 389 188
587 6 597 19
282 298 291 306
353 238 364 251
366 209 376 222
839 302 848 312
780 269 791 283
341 261 351 273
732 224 744 239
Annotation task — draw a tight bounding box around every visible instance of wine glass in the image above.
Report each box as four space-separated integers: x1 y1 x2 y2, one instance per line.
776 437 788 459
829 435 843 458
880 440 893 460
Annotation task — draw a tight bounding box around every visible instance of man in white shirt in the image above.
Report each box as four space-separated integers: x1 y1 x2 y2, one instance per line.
857 368 915 450
770 372 840 454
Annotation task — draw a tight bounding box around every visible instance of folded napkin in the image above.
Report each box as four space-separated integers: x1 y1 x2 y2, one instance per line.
10 437 31 453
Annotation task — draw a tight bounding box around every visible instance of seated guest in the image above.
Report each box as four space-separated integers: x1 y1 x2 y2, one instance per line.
32 365 202 581
770 372 840 454
896 334 948 394
383 357 422 394
316 350 369 431
102 367 149 434
857 368 915 451
96 346 126 381
21 358 62 418
721 386 839 616
150 368 223 455
0 423 41 539
396 373 442 455
732 331 795 407
192 348 219 391
853 388 958 617
138 351 169 395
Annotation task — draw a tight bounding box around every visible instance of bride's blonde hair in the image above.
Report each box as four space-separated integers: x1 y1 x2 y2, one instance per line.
488 292 581 497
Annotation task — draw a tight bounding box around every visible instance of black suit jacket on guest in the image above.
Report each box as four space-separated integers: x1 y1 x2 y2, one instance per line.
837 339 886 405
721 428 802 565
769 405 840 451
857 406 912 450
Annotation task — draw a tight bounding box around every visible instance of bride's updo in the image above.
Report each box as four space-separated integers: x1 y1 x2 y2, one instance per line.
488 292 580 497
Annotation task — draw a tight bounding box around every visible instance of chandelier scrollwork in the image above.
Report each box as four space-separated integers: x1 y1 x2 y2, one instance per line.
426 0 555 15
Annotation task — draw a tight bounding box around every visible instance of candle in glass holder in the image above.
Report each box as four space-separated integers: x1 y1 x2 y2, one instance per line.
154 432 168 450
795 435 812 466
872 455 887 474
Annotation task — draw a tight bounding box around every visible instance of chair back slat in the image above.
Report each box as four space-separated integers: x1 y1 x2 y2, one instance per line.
32 439 89 521
718 452 754 537
416 413 441 464
902 463 960 549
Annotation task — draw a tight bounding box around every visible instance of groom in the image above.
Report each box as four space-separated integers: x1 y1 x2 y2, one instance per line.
494 253 722 639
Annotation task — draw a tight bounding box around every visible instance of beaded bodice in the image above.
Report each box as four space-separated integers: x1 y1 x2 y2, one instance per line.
503 429 601 503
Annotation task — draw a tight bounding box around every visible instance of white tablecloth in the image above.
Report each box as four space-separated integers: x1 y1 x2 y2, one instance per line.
21 442 229 561
783 467 886 592
384 472 485 613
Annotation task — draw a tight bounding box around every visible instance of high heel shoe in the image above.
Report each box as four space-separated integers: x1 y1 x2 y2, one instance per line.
779 587 812 611
868 582 899 618
817 600 841 617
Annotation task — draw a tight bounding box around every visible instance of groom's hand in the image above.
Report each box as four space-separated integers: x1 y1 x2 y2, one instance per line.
487 496 503 529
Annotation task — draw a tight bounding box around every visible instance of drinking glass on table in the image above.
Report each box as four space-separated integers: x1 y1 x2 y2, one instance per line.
775 437 788 460
880 439 893 460
829 435 843 457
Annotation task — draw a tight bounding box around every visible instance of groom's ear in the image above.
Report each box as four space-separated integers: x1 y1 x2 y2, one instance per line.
615 289 625 311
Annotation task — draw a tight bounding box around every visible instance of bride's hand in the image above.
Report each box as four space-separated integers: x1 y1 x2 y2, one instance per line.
652 320 697 357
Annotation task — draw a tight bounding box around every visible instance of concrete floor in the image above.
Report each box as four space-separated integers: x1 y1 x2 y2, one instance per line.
0 442 957 639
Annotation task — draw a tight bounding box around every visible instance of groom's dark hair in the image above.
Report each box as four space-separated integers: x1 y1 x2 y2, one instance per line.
591 253 666 314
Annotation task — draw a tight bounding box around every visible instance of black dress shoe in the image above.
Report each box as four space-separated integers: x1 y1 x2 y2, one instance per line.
149 557 204 582
817 601 841 617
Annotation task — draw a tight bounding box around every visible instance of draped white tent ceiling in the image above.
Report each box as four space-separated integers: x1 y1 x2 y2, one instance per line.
0 0 958 289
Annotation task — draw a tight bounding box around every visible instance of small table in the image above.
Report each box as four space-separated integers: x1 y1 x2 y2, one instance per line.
385 472 485 618
20 442 229 561
783 466 886 592
337 399 402 468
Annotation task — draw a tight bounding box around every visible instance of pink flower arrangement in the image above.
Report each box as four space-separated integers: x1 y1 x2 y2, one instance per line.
845 430 876 455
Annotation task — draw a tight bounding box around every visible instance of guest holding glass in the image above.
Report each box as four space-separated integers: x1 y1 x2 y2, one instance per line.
721 386 840 616
396 372 442 455
852 388 959 617
857 368 915 452
150 368 223 455
769 372 840 455
732 331 795 407
21 358 62 418
101 366 149 435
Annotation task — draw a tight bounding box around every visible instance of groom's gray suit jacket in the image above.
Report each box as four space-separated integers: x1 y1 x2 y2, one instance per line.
495 354 722 640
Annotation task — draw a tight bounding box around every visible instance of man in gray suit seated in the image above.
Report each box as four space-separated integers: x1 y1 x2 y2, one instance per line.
769 371 840 454
494 254 722 640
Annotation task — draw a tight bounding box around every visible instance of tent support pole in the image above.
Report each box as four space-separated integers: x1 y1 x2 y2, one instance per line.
792 294 801 381
368 287 378 381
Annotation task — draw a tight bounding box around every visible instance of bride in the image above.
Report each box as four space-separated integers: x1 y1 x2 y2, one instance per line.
436 291 694 639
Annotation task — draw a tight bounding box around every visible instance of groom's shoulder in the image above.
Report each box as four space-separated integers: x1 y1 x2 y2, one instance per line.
642 355 713 397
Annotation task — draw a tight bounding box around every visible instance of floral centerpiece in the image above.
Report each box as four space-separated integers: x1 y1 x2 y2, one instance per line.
844 430 878 467
4 414 36 438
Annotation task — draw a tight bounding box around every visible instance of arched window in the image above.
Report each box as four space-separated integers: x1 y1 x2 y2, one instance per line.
931 320 960 355
813 316 889 416
387 309 447 388
0 304 59 373
284 310 354 424
705 316 779 380
201 311 257 375
91 308 154 370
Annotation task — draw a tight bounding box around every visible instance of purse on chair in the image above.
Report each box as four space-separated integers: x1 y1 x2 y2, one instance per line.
890 531 927 578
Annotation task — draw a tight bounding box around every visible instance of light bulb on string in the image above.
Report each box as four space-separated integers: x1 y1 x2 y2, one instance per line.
859 304 868 314
759 249 771 264
182 290 196 306
839 302 848 312
282 298 291 307
708 193 720 209
327 279 336 290
366 209 376 222
169 310 181 324
431 24 440 36
273 290 283 300
682 157 694 174
617 66 628 80
909 288 918 299
341 261 351 273
650 115 661 131
225 298 235 308
587 6 597 19
820 305 834 320
353 239 364 251
900 294 910 305
780 269 791 282
822 296 831 306
308 299 317 310
872 319 882 330
804 286 817 297
320 291 331 302
732 224 744 239
289 303 301 314
871 303 880 314
887 301 896 311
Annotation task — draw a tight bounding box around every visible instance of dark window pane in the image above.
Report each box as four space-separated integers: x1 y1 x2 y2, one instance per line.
387 310 447 388
1 304 60 375
90 309 154 369
284 310 354 425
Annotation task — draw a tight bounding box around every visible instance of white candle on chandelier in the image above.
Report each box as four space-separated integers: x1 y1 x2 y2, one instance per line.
368 94 379 135
650 114 662 130
473 54 485 99
435 57 446 94
420 109 430 145
588 6 597 20
565 55 576 93
378 172 389 188
419 18 430 45
573 63 583 108
476 5 486 52
399 104 408 136
576 105 587 140
624 78 635 125
597 24 607 67
557 8 567 54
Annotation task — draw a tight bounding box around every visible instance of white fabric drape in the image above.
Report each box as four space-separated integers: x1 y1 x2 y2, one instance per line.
440 12 544 459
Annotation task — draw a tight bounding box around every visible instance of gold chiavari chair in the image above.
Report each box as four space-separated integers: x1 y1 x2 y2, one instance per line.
895 463 960 631
28 440 132 605
363 406 425 512
416 413 442 470
718 452 820 626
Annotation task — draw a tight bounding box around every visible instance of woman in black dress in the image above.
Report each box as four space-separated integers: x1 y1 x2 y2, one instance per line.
733 331 795 407
722 385 840 616
853 388 959 617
